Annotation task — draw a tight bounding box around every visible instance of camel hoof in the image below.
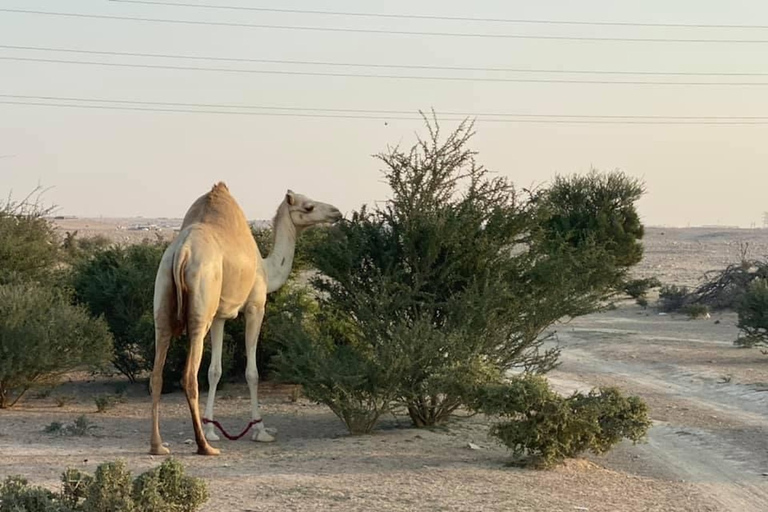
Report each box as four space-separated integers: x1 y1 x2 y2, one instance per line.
252 429 275 443
196 444 221 456
150 445 170 456
204 427 220 442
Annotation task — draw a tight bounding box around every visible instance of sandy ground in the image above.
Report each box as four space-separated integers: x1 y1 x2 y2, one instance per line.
3 225 767 511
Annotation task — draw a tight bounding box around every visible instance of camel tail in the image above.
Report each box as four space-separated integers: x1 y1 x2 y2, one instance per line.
171 243 190 334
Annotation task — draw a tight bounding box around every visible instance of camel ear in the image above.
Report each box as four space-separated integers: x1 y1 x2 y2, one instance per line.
285 190 295 206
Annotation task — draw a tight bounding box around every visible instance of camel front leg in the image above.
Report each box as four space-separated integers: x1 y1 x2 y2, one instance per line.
203 318 225 442
245 303 274 442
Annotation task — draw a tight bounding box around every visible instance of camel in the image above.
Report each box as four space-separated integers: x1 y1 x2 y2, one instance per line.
150 182 342 456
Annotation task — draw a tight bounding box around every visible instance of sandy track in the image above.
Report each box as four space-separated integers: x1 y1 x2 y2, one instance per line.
549 306 768 512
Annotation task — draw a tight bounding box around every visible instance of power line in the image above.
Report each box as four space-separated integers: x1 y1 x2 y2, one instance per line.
108 0 768 31
6 56 768 86
3 44 768 77
6 8 768 43
2 97 768 124
3 94 768 120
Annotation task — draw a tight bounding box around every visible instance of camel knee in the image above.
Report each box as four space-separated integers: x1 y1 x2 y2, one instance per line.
208 363 222 385
245 366 259 385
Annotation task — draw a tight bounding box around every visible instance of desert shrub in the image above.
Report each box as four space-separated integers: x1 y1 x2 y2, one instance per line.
658 284 690 312
736 278 768 348
542 170 646 295
131 459 208 512
470 376 651 468
61 231 112 263
94 394 120 413
61 469 93 510
0 189 59 286
0 475 59 512
2 460 207 512
623 277 661 300
683 303 709 319
277 116 646 430
0 283 114 408
83 461 135 512
71 242 168 383
55 395 77 408
45 416 98 437
636 296 649 308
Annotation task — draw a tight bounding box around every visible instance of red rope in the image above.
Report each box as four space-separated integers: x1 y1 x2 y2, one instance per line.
202 417 262 441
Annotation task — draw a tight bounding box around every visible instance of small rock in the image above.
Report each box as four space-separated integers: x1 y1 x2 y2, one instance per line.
574 507 589 511
467 442 482 450
714 320 721 325
184 439 194 445
658 312 668 316
162 442 170 447
761 472 768 477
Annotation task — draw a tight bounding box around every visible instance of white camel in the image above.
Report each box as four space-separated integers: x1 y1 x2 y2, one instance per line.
150 182 342 456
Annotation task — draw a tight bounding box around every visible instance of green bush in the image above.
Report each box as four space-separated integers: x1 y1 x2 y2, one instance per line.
131 459 208 512
542 170 646 295
71 242 167 383
0 283 114 408
1 460 208 512
736 278 768 347
0 189 59 286
683 303 709 319
623 277 661 300
0 475 59 512
277 116 646 430
658 284 690 312
94 394 120 413
471 376 651 468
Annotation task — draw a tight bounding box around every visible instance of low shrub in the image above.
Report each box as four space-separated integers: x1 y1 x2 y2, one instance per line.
44 416 98 437
470 375 652 468
658 284 690 313
623 277 661 300
736 278 768 348
683 303 709 319
1 459 208 512
94 394 120 413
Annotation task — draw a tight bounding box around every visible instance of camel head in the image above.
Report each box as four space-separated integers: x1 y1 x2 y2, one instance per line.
284 189 343 228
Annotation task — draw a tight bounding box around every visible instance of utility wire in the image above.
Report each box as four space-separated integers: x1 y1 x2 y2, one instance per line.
6 8 768 43
107 0 768 31
2 94 768 120
3 44 768 77
2 97 768 124
6 56 768 86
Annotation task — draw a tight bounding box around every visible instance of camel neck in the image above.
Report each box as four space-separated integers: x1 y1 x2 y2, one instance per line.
264 203 298 293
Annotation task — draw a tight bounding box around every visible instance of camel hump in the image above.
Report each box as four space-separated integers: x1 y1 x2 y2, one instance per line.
211 181 229 193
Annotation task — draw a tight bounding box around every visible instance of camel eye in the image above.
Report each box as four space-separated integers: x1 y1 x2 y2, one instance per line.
305 205 315 213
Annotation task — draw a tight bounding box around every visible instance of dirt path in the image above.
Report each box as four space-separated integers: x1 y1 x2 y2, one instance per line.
549 305 768 512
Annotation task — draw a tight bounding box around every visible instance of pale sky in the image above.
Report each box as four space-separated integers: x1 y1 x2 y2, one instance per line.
2 0 768 227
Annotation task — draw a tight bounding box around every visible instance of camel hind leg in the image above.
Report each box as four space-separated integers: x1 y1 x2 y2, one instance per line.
150 328 172 455
184 318 220 456
149 247 177 455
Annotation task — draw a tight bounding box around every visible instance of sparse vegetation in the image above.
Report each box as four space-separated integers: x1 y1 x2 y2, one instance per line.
658 284 690 313
683 303 710 319
44 416 98 437
94 394 120 413
623 277 662 302
55 395 77 408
